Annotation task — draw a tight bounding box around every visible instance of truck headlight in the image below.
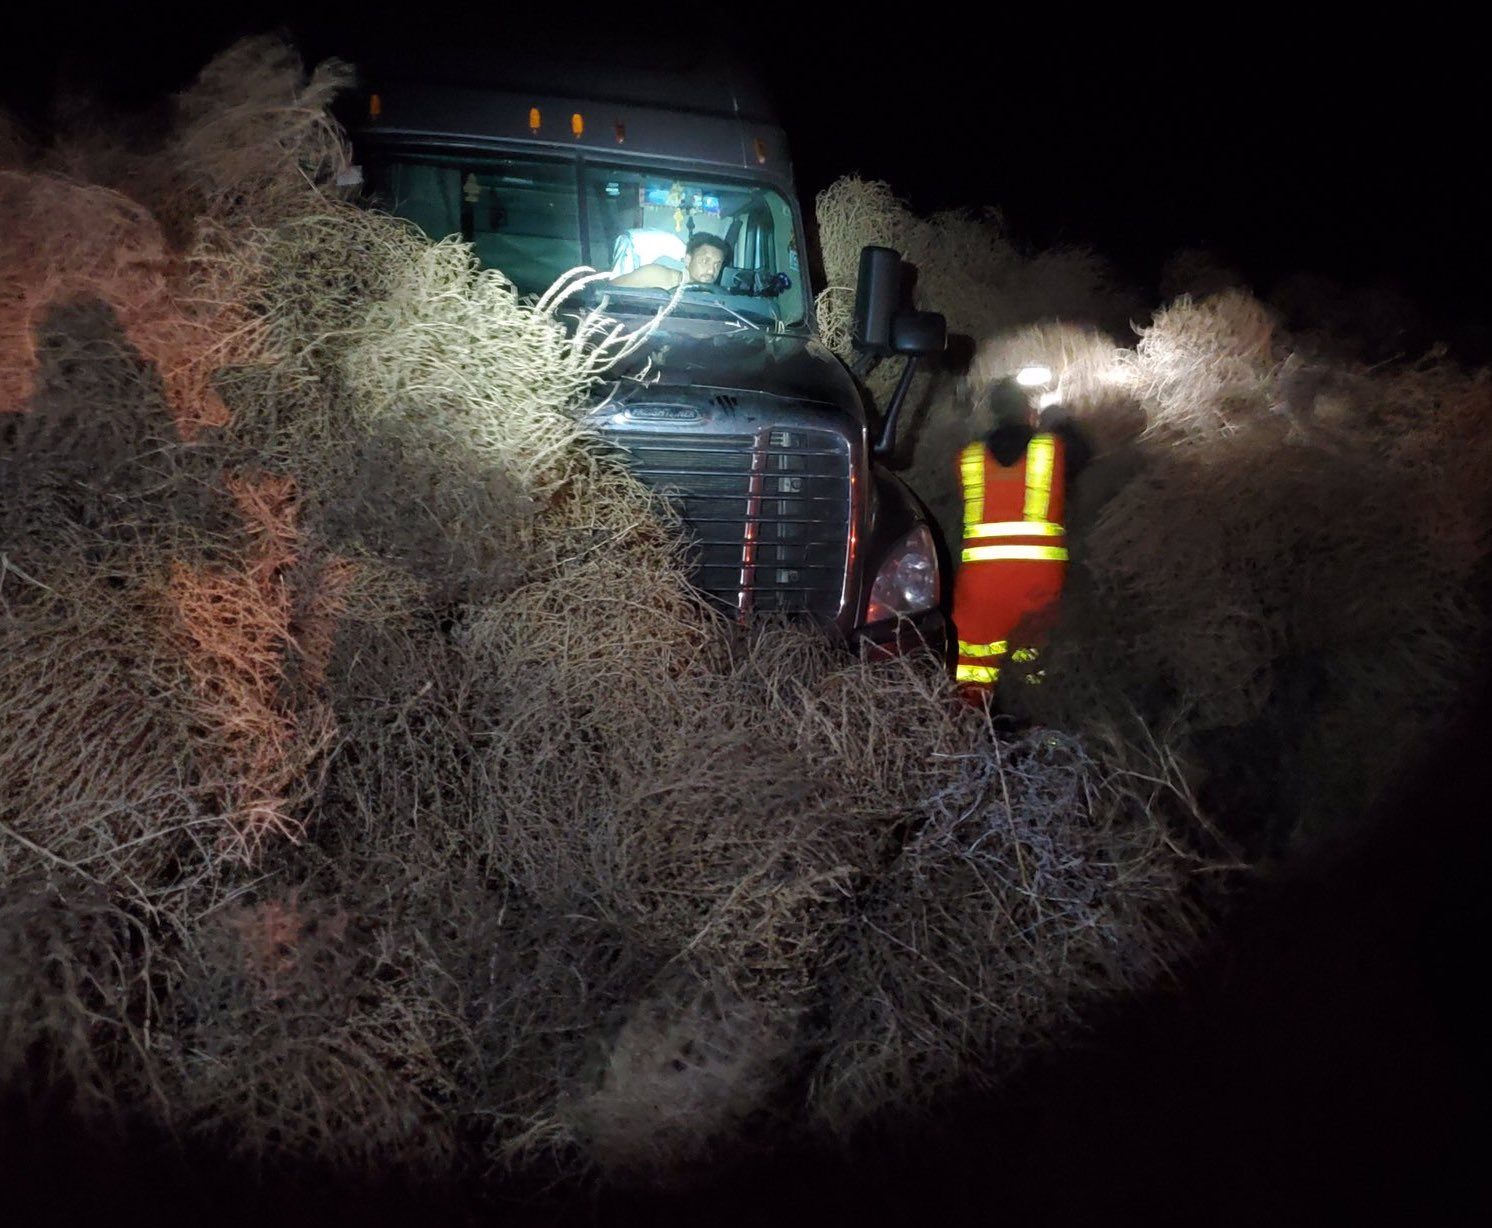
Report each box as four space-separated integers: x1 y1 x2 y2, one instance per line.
865 524 940 623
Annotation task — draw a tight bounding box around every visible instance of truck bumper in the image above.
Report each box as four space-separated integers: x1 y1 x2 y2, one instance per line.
850 608 950 665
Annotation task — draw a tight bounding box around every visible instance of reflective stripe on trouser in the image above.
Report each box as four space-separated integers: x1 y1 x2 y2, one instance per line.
956 638 1006 687
955 642 1050 687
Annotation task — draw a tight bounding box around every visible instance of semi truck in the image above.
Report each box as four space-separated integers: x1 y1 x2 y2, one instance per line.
348 56 948 652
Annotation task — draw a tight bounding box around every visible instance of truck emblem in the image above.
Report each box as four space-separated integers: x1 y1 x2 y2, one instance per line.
626 404 701 422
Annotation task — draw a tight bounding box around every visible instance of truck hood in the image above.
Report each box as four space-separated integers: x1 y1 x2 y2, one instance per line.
602 328 867 422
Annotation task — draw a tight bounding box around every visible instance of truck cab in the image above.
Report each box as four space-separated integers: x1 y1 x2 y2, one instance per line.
350 63 946 651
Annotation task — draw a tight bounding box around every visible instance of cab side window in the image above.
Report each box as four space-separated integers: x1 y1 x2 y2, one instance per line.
382 155 581 295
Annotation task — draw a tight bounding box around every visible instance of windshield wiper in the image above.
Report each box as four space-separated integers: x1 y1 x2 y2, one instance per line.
679 293 770 331
595 286 771 331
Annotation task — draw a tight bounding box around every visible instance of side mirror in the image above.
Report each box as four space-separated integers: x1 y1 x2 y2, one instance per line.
850 249 949 457
871 308 950 459
892 309 947 358
852 245 902 355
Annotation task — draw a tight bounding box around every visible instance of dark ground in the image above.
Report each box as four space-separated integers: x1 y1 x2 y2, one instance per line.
4 673 1485 1227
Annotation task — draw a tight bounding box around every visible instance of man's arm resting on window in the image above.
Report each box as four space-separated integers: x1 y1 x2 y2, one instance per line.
610 263 684 289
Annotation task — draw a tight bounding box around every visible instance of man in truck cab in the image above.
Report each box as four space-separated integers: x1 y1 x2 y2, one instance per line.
610 232 732 289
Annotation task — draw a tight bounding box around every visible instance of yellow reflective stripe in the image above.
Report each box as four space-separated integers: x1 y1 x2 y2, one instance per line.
960 443 985 531
1023 433 1056 521
964 519 1065 539
1010 646 1040 663
962 544 1069 563
955 662 1000 684
957 639 1008 659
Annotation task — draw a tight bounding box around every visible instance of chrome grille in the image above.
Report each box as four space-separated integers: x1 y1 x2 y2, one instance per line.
598 426 851 617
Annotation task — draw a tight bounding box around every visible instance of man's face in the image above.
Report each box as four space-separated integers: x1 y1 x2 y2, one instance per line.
684 243 726 285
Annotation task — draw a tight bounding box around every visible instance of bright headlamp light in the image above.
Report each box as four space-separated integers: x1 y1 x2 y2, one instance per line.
1017 364 1062 409
865 524 940 624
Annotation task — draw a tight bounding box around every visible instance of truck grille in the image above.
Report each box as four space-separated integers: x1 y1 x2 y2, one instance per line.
597 426 852 618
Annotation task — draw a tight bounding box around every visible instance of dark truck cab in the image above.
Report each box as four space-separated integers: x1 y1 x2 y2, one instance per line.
351 67 946 651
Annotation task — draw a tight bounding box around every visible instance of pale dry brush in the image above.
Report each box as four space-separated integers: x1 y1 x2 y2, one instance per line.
335 246 665 494
262 602 670 1172
164 191 708 1176
558 976 802 1179
0 568 228 894
166 473 350 860
812 177 1130 404
0 172 274 436
235 206 677 603
0 35 1222 1190
1005 293 1491 849
307 592 994 1178
166 35 355 231
427 625 959 1174
0 285 265 893
1 37 439 1161
157 107 760 1173
438 604 1187 1177
0 287 341 888
153 880 460 1174
462 611 940 1001
808 724 1198 1135
1126 289 1281 439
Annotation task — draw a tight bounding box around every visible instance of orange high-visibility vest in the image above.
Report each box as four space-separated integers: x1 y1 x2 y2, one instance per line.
951 432 1069 692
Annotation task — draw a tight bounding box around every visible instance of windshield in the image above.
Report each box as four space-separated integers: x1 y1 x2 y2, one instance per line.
370 150 808 328
582 165 804 328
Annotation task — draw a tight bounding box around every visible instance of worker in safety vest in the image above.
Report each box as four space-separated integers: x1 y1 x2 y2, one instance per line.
952 372 1071 702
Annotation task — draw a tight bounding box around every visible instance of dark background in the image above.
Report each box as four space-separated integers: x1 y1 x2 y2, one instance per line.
1 7 1485 1221
3 6 1488 354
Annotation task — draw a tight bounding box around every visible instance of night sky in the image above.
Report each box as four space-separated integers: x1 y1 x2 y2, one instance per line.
5 7 1486 355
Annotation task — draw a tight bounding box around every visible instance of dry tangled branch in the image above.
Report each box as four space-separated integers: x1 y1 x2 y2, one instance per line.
12 30 1482 1205
812 177 1134 398
816 177 1489 858
997 296 1492 849
809 726 1197 1133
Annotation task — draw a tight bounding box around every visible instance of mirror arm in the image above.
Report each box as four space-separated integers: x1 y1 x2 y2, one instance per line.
873 355 921 458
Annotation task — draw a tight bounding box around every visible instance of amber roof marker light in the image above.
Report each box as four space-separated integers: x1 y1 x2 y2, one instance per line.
368 93 382 118
571 113 584 138
528 107 541 134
